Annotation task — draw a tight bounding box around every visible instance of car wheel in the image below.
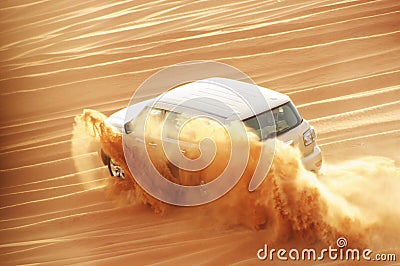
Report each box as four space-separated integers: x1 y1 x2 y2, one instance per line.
108 158 125 179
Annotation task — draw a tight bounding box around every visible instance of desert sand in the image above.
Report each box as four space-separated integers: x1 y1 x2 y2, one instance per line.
1 0 399 265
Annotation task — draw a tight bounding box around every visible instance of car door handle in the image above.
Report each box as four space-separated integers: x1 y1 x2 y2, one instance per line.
148 142 157 147
284 139 294 146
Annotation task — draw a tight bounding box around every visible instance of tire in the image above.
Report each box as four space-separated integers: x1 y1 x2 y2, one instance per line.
107 158 125 179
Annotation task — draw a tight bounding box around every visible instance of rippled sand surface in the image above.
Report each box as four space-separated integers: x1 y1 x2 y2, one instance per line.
1 0 399 265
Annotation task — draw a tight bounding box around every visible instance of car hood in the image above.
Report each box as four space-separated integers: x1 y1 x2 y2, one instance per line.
106 107 128 131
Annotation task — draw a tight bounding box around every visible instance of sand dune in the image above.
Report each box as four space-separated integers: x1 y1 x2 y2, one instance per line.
1 0 399 265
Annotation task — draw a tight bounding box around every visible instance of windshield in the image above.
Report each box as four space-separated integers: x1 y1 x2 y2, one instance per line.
243 101 302 140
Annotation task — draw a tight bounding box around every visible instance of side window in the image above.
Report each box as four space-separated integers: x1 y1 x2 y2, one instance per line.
126 107 166 136
125 107 187 137
149 108 166 119
163 111 191 139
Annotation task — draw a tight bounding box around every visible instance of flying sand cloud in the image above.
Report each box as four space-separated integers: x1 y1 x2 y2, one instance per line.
74 109 400 250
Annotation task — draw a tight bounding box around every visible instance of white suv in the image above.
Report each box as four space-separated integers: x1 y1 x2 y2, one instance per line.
99 78 322 178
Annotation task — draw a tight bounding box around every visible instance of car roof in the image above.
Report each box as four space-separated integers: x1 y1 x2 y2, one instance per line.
151 77 290 121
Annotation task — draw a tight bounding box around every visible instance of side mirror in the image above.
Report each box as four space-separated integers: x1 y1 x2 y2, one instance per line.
124 121 134 134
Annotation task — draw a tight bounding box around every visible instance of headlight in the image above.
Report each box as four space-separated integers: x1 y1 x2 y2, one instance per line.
303 128 316 146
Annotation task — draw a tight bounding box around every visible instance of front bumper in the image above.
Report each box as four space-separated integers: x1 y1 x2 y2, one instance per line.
302 145 322 172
